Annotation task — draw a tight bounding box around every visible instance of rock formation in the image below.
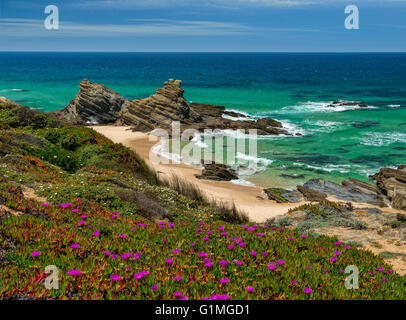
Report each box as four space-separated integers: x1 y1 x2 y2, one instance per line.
327 100 368 108
50 79 130 125
195 162 238 181
372 165 406 210
264 188 304 203
50 78 292 136
302 178 383 206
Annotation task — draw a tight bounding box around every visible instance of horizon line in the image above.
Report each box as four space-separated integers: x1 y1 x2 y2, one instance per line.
1 51 406 54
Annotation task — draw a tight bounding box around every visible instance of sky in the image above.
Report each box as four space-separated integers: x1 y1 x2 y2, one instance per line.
0 0 406 52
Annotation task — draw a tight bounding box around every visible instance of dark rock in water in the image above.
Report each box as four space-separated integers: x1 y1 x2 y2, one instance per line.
280 174 305 179
372 165 406 210
302 178 383 206
352 121 380 129
297 185 327 202
328 100 369 108
49 79 130 125
195 162 238 181
393 147 406 151
264 188 304 203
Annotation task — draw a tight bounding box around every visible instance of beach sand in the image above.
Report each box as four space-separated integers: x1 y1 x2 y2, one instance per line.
90 125 308 222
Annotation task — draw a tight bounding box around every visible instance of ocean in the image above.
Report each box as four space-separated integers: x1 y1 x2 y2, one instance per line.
1 52 405 188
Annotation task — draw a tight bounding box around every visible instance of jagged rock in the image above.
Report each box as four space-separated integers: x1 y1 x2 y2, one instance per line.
372 165 406 210
297 185 327 202
302 178 383 206
195 162 238 181
264 188 304 203
121 79 290 135
50 79 130 125
327 100 368 108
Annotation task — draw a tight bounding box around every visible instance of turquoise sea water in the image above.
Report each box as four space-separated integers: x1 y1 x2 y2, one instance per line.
1 52 405 188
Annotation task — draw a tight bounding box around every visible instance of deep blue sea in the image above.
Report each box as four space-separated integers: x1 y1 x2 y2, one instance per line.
1 52 405 187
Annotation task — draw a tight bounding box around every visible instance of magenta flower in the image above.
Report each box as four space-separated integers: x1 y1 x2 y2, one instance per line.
93 230 100 237
110 254 118 259
121 253 132 259
70 243 80 249
219 278 229 284
218 226 225 231
256 233 265 236
246 286 254 292
227 245 234 250
151 285 158 291
268 264 276 270
344 245 351 249
334 251 341 256
249 251 257 256
78 220 86 225
221 232 228 236
235 261 244 266
131 227 137 231
103 251 111 255
67 269 81 275
178 296 188 300
80 215 87 218
72 209 78 213
276 259 285 265
204 262 214 267
173 249 180 254
262 252 267 257
377 267 383 272
111 215 117 219
172 275 182 281
335 241 342 245
42 203 48 206
300 234 308 238
323 269 329 273
305 266 312 269
198 252 208 257
110 274 120 281
196 228 202 233
198 222 205 226
291 279 297 285
134 273 144 280
165 259 173 264
303 288 313 294
119 234 126 238
30 251 40 257
173 292 182 297
163 238 168 243
330 257 337 262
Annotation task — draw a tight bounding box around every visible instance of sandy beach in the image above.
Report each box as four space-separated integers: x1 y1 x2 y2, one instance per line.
90 125 311 222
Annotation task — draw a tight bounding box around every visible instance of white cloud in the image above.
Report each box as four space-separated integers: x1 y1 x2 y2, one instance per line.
0 18 253 36
0 17 319 37
74 0 404 9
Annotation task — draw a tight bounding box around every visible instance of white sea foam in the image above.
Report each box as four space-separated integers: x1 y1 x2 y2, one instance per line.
303 120 345 133
230 179 256 187
360 132 406 146
270 101 377 115
150 142 182 164
280 119 306 135
388 104 401 108
236 152 273 167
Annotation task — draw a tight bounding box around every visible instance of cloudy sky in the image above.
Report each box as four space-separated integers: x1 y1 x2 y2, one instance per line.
0 0 406 51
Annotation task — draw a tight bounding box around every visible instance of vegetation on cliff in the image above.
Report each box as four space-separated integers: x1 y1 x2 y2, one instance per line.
0 102 405 300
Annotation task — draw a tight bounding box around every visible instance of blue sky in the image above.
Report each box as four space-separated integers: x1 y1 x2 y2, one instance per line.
1 0 406 51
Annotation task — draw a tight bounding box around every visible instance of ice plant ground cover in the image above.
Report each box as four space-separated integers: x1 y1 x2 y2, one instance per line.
0 102 405 299
1 184 406 299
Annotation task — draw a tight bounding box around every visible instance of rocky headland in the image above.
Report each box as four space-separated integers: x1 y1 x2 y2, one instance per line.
51 78 292 136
